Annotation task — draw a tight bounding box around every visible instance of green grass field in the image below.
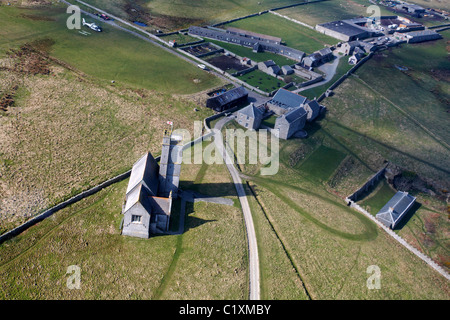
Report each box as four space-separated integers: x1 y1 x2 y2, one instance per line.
224 12 337 54
236 69 287 93
0 143 248 299
317 31 450 272
206 39 298 66
296 145 347 181
278 0 393 27
82 0 311 31
0 4 222 94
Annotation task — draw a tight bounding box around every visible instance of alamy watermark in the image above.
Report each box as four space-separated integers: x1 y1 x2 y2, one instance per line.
66 5 81 30
66 265 81 290
366 265 381 290
366 5 382 30
172 121 280 176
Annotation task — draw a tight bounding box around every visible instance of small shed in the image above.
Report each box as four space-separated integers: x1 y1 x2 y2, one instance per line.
281 65 294 75
376 191 416 229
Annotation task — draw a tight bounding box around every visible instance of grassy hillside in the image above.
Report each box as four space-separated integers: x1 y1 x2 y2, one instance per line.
278 0 392 26
81 0 309 31
0 4 222 94
0 143 248 299
0 3 227 232
226 124 449 299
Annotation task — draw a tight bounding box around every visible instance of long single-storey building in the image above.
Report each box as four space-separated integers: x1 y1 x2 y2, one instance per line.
206 86 248 112
188 26 305 62
316 19 376 42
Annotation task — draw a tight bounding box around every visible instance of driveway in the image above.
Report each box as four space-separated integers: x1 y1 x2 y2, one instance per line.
213 117 260 300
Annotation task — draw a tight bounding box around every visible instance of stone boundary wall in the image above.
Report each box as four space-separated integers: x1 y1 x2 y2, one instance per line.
346 198 450 281
429 23 450 29
268 10 314 29
269 0 329 12
435 26 450 32
232 65 258 77
0 130 215 245
0 169 134 244
177 46 270 96
156 31 179 37
204 104 246 130
318 51 374 102
347 163 388 202
297 75 324 88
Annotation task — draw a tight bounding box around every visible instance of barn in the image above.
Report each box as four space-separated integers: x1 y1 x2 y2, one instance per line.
206 86 248 112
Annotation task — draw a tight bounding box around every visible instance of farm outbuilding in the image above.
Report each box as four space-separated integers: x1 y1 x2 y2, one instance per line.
376 191 416 229
188 26 305 62
206 86 248 112
316 19 375 42
258 60 281 76
237 103 264 130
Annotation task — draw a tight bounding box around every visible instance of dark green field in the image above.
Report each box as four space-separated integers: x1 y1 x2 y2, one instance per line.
236 69 286 93
296 145 347 181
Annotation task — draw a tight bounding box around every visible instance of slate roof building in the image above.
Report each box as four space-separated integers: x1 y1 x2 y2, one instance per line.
188 26 305 62
376 191 416 229
258 60 281 76
206 86 248 112
274 107 307 140
158 132 184 199
303 47 334 68
316 19 376 42
281 65 294 75
122 128 184 238
266 88 308 115
236 103 264 130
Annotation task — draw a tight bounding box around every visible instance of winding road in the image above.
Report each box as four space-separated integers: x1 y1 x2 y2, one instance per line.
62 0 263 299
213 116 260 300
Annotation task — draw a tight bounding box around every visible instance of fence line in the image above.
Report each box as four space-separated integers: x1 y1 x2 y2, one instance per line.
0 130 215 244
346 199 450 281
269 10 314 29
318 51 375 102
347 163 388 202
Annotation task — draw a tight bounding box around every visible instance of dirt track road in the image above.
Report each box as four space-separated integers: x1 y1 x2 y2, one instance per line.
213 116 260 300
